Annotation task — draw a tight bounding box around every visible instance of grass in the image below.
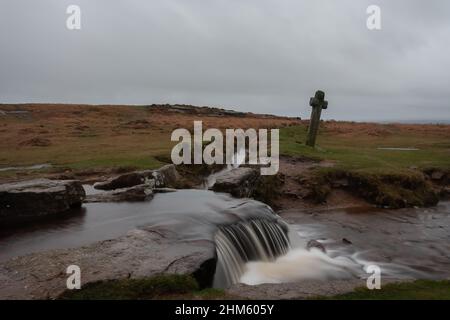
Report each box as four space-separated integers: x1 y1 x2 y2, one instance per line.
303 167 441 207
59 274 229 300
61 276 450 300
0 104 296 180
316 280 450 300
1 106 449 181
280 124 449 207
280 125 450 172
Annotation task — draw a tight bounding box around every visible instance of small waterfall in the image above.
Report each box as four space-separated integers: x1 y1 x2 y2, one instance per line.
213 218 291 288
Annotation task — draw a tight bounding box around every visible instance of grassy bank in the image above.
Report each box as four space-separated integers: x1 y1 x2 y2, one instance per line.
280 124 450 171
301 167 442 207
61 276 450 300
280 124 449 207
316 280 450 300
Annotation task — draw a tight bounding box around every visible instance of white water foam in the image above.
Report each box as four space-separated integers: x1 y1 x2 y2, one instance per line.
240 239 423 285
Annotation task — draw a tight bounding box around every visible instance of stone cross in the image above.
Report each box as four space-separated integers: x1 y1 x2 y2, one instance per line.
306 90 328 147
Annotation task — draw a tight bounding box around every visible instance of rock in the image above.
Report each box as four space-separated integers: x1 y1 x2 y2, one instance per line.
212 167 260 197
431 170 444 181
93 171 151 190
306 240 326 253
332 178 349 188
94 164 180 190
0 179 85 225
440 187 450 199
85 185 153 203
153 187 177 193
342 238 352 245
157 164 181 187
0 228 216 299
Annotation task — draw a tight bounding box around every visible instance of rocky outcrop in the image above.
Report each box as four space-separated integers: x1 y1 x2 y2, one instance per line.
0 179 85 225
209 167 284 205
85 185 153 203
94 164 180 191
211 167 260 197
306 240 326 253
0 228 216 300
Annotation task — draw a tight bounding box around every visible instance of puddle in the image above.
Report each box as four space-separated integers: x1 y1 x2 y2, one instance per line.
0 164 52 172
377 147 420 151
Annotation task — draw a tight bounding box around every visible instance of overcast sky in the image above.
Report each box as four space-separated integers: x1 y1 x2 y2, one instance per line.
1 0 449 121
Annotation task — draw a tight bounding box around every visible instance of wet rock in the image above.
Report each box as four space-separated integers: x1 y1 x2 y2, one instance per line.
94 164 180 191
306 240 326 253
342 238 352 245
0 228 216 299
441 187 450 199
212 167 259 197
0 179 85 225
93 171 151 190
153 187 177 193
0 190 287 299
85 185 153 203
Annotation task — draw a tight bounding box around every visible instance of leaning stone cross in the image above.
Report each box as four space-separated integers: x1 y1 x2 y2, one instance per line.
306 90 328 147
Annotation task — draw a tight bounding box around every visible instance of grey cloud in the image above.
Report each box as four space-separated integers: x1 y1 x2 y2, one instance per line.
0 0 449 121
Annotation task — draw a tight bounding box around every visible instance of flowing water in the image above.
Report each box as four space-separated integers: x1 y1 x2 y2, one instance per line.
240 203 450 285
1 183 449 288
214 219 291 287
0 189 283 263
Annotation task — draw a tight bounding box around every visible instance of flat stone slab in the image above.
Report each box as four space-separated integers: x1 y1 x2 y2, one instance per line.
85 185 153 203
94 164 180 190
0 179 85 225
0 228 215 299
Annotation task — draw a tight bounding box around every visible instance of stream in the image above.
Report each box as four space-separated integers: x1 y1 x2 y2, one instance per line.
0 186 449 287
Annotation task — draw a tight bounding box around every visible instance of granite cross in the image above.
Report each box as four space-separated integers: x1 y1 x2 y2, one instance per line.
306 90 328 147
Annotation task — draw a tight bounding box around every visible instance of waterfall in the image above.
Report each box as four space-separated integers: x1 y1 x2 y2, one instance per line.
213 218 291 288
